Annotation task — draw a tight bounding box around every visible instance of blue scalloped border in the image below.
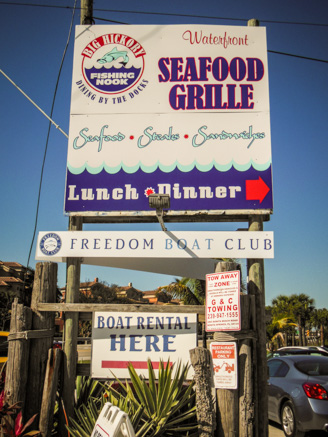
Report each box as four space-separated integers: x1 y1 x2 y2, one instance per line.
67 159 271 175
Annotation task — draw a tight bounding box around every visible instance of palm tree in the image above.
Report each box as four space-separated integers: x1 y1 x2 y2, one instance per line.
270 316 297 348
270 294 315 346
289 294 315 346
270 295 297 346
158 277 205 305
311 308 328 346
266 303 297 349
271 295 294 319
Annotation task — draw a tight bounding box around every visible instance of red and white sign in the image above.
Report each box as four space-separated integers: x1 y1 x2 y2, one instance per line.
205 270 241 332
91 403 135 437
210 342 238 389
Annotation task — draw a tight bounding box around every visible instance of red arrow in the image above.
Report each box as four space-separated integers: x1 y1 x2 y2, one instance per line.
246 177 270 203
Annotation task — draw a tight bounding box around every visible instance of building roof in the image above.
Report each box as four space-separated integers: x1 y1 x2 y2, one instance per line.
61 277 99 291
0 277 24 284
0 262 24 268
58 280 182 305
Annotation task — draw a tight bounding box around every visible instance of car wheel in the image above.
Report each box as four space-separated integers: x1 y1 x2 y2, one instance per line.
280 401 305 437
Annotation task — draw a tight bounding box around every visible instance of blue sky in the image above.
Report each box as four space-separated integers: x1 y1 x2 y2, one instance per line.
0 0 327 308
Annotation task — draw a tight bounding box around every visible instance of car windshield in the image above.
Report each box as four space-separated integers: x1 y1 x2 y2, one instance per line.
295 360 328 376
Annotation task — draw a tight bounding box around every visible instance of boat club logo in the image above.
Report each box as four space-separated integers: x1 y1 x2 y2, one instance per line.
40 233 62 256
81 33 146 95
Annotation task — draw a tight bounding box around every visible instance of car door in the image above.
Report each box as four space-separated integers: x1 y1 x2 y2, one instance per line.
267 359 290 423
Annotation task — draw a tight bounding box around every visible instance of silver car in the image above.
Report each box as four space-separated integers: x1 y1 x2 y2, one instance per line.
268 355 328 437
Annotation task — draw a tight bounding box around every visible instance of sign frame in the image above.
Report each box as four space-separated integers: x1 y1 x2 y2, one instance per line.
65 24 273 222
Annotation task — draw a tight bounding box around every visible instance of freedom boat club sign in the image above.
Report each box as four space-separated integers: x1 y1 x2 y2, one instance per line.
65 25 272 218
35 231 274 278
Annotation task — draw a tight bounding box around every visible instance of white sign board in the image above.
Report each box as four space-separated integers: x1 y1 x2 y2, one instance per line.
35 230 273 278
210 342 238 389
71 25 270 115
35 231 274 259
91 312 197 379
65 24 273 215
205 270 241 332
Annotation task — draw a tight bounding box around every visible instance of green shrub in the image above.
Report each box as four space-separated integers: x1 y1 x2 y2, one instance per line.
67 359 198 437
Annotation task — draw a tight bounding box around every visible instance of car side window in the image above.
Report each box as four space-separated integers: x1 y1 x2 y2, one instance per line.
268 360 289 377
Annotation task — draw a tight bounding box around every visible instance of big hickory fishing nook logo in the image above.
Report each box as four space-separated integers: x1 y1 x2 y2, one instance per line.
40 233 62 256
80 33 146 96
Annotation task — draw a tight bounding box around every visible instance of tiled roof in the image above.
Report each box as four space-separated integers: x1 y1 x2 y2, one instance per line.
142 290 157 296
0 277 24 283
1 262 23 268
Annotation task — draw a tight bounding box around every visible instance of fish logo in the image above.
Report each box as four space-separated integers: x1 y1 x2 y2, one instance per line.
97 47 129 66
81 33 146 95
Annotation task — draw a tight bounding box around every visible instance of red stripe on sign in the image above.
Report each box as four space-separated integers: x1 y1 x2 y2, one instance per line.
96 424 109 436
102 361 172 369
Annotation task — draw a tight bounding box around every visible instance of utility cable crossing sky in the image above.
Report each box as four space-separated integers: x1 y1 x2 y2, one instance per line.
0 69 68 138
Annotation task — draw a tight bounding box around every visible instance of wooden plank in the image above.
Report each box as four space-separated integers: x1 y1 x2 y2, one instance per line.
25 262 58 423
8 328 55 340
72 209 272 224
37 303 206 314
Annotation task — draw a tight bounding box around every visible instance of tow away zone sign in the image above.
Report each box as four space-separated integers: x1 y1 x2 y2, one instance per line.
205 270 241 332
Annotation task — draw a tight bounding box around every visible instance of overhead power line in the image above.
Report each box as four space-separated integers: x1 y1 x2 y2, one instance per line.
0 69 68 137
94 9 328 28
24 0 77 269
1 2 328 27
4 2 326 63
268 50 328 63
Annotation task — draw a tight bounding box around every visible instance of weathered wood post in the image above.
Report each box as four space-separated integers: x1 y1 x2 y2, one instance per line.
238 295 256 437
25 262 57 422
213 295 256 437
190 347 215 436
211 261 257 437
39 348 63 437
214 262 240 437
60 216 83 433
4 299 32 413
247 214 268 437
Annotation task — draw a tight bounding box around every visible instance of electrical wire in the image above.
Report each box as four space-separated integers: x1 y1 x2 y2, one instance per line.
93 9 328 28
0 69 69 137
268 50 328 64
93 16 328 64
2 0 327 272
1 2 328 27
26 0 77 270
91 16 128 24
2 2 328 63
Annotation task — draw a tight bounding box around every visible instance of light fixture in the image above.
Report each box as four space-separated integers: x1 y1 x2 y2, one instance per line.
148 194 170 231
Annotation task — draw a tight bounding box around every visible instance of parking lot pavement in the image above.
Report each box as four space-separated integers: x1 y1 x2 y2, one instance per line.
269 422 328 437
269 421 284 437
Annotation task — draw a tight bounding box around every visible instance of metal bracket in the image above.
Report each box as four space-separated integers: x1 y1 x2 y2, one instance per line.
148 194 170 231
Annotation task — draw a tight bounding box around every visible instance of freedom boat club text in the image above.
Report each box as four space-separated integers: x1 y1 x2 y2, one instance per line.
69 235 273 252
